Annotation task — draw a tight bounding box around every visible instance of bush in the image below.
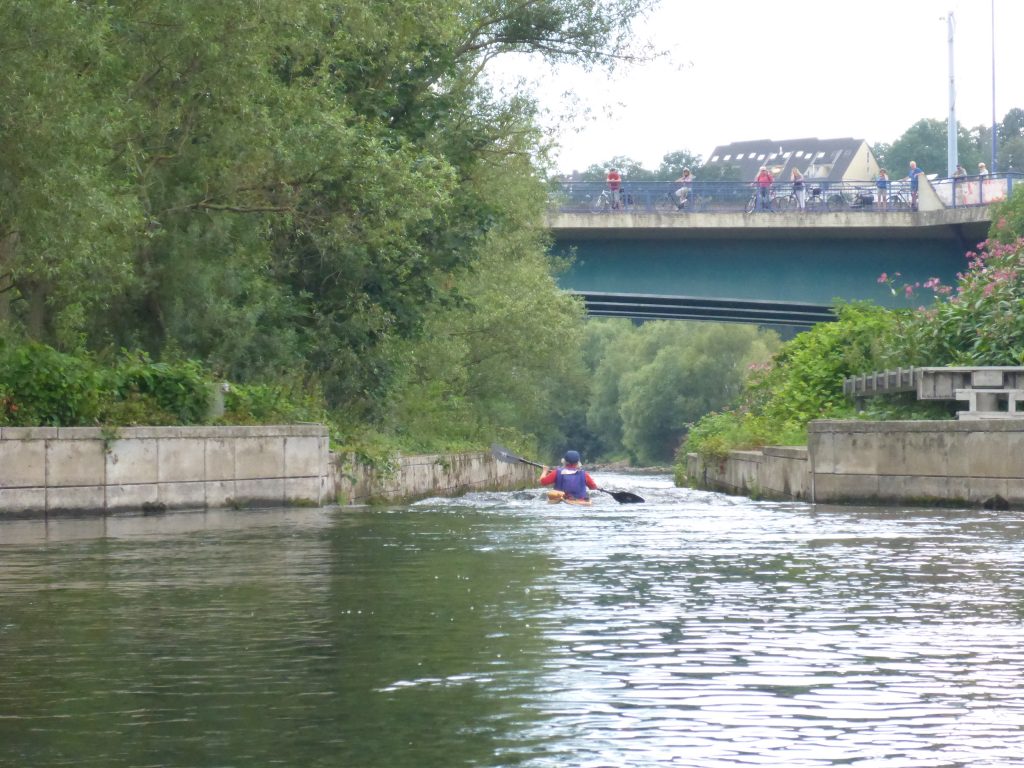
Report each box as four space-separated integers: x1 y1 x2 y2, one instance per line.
107 352 213 424
679 303 895 463
0 342 103 426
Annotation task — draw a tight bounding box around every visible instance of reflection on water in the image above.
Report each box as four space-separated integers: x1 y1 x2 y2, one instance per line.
2 475 1024 767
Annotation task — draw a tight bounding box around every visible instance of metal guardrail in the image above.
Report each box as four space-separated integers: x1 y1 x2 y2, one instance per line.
549 174 1023 215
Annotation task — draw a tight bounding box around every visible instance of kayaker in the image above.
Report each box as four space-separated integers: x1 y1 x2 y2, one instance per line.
539 450 598 501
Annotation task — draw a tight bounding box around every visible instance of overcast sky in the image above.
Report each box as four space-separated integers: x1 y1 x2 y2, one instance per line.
488 0 1023 173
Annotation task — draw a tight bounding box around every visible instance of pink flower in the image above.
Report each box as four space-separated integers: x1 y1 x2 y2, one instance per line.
877 272 888 284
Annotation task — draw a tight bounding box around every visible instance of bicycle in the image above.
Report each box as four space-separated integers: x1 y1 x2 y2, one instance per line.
745 186 777 213
885 190 912 211
655 188 707 212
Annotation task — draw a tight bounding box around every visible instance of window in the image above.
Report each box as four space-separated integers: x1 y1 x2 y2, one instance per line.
711 155 719 162
757 153 766 161
723 155 731 161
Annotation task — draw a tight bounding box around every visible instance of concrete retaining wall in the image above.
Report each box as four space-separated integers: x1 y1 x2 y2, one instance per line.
334 451 535 504
687 419 1024 506
0 425 330 518
687 446 810 501
0 424 535 518
809 419 1024 505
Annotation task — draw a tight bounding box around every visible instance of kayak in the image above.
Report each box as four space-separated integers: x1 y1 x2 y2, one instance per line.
546 490 593 506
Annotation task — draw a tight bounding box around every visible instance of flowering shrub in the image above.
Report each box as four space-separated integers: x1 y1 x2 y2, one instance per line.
879 230 1024 366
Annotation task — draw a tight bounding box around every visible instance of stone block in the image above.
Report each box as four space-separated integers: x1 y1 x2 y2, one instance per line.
0 488 47 516
205 480 237 508
1003 479 1024 506
832 430 883 475
205 439 236 481
285 476 322 506
284 436 324 478
106 439 159 485
235 437 285 480
235 478 285 507
56 427 103 440
47 485 105 513
894 430 952 477
47 440 105 487
159 481 207 509
159 438 207 483
966 477 1009 504
808 429 836 474
812 473 879 504
1 427 58 440
966 429 1024 478
0 440 46 488
106 483 160 510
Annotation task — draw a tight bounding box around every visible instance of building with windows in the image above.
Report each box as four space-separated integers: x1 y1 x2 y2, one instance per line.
704 137 881 182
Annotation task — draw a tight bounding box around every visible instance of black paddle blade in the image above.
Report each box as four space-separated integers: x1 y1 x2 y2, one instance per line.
490 443 518 463
490 443 544 468
598 488 645 504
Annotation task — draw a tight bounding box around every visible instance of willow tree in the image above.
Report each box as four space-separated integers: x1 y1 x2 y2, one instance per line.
0 0 654 420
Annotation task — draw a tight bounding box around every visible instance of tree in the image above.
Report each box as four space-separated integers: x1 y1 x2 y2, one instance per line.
0 0 658 426
885 119 949 178
581 319 778 464
657 150 703 180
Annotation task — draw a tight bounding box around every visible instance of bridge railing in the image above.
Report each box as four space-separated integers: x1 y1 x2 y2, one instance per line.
548 174 1023 214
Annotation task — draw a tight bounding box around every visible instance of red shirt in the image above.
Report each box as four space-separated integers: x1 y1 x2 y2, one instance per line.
756 170 773 187
606 171 622 190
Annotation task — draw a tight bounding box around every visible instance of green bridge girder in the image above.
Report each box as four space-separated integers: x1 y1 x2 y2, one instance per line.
548 208 992 327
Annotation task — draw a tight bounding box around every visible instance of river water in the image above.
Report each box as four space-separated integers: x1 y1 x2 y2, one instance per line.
2 473 1024 767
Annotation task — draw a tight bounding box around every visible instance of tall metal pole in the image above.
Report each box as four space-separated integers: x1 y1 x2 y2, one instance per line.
991 0 998 171
947 12 957 177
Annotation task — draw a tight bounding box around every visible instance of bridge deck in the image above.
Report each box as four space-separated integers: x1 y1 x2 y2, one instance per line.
548 207 993 327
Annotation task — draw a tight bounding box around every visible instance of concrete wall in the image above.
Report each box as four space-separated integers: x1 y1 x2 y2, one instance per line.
809 419 1024 506
0 423 537 518
687 419 1024 507
334 451 535 504
0 425 330 518
687 446 810 501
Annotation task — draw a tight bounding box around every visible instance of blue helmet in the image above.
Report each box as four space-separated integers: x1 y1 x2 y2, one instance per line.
563 450 581 464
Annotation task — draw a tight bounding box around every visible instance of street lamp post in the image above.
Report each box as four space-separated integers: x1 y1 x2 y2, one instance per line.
991 0 998 171
947 12 957 177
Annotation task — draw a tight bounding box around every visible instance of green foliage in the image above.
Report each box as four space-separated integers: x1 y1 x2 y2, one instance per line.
0 342 103 426
0 0 655 437
680 303 896 465
108 353 211 425
581 320 779 465
223 382 326 426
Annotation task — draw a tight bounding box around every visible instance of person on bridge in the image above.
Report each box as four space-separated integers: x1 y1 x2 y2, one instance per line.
755 166 774 211
876 168 890 205
906 161 923 210
674 168 694 209
978 162 989 177
606 168 622 209
791 168 806 210
539 450 598 502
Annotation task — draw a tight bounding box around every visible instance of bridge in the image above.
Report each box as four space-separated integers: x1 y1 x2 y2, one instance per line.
548 177 1017 328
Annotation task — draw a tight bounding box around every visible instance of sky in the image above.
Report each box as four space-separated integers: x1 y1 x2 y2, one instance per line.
487 0 1024 174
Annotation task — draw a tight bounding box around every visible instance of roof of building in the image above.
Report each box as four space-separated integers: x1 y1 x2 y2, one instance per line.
705 137 874 181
